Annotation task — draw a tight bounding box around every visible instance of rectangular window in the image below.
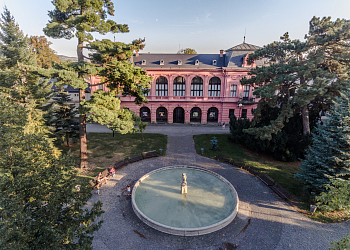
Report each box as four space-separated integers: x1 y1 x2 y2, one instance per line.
191 83 203 96
229 109 235 118
156 83 168 96
209 84 221 97
231 85 237 97
173 83 185 96
99 84 103 90
241 109 247 118
243 85 250 99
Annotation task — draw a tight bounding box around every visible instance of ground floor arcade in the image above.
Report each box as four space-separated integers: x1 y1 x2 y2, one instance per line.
122 101 255 124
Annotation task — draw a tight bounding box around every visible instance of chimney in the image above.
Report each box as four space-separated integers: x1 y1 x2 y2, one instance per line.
135 50 139 57
220 50 224 57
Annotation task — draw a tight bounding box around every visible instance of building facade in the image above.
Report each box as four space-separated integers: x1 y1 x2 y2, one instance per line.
90 42 264 124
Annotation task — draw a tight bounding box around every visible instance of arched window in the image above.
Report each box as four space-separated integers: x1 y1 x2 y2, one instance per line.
207 107 219 122
190 107 202 123
156 107 168 123
173 76 185 96
191 76 203 97
208 77 221 97
140 107 151 122
156 76 168 96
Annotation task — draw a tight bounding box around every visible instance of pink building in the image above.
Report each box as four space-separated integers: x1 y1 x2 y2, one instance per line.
90 43 264 124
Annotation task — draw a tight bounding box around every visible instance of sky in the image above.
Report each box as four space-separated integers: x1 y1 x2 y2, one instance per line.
1 0 349 57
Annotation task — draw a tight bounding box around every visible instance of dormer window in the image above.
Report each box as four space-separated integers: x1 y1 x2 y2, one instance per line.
178 60 182 65
195 59 199 65
212 60 217 66
141 59 146 65
160 60 164 65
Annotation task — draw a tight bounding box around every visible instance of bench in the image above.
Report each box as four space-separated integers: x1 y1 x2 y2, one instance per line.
269 183 290 200
128 155 143 163
115 160 128 170
257 173 275 186
89 169 111 189
142 150 158 159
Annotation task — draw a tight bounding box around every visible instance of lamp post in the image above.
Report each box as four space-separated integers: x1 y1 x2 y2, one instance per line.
237 103 244 118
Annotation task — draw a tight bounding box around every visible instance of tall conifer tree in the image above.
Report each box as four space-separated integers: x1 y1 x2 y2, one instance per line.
43 1 150 168
0 7 52 105
241 17 350 140
295 92 350 194
0 93 103 249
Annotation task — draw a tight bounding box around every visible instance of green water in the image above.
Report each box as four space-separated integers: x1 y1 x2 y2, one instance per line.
134 168 236 229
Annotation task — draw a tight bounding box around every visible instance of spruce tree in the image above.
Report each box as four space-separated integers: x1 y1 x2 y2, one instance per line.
0 94 103 249
295 92 350 194
241 17 350 140
49 91 79 147
0 7 52 106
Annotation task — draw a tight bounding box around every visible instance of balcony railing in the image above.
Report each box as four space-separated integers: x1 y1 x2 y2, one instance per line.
241 97 256 104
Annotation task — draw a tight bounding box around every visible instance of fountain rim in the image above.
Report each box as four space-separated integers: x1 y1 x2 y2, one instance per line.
131 165 239 236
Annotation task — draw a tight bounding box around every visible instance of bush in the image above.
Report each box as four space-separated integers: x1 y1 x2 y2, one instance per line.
229 104 311 161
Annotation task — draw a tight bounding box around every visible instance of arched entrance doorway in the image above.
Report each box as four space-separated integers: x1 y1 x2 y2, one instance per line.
190 107 201 123
207 107 219 123
140 107 151 122
156 107 168 123
173 107 184 123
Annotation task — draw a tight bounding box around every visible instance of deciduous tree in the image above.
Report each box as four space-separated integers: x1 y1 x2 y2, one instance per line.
177 48 197 54
29 35 59 68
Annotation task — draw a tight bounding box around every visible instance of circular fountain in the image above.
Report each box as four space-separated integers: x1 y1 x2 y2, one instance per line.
131 166 239 236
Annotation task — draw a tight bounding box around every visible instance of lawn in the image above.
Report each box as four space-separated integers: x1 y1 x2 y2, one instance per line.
194 134 349 223
66 132 167 180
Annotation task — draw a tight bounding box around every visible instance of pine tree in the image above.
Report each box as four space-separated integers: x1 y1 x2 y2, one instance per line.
295 92 350 194
0 94 103 249
29 35 59 68
49 91 79 147
241 17 350 140
43 1 150 168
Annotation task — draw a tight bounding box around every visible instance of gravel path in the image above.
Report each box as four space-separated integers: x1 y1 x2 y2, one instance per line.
88 123 350 250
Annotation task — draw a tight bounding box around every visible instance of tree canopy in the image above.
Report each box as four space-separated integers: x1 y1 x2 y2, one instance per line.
43 0 150 168
0 93 103 249
29 35 60 68
295 92 350 194
177 48 197 54
241 17 350 140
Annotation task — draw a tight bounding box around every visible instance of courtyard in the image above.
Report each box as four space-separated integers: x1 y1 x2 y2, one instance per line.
87 124 350 250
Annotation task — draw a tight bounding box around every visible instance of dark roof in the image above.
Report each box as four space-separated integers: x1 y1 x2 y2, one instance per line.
133 43 263 70
52 84 91 93
225 43 262 52
133 54 224 70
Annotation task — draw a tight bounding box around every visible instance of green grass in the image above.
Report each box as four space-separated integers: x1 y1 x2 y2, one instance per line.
194 134 350 223
194 134 303 197
65 132 167 180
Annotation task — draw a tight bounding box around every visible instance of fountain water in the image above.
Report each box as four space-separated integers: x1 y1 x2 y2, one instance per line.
132 166 239 236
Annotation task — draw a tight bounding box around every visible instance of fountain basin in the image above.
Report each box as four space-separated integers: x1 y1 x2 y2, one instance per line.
131 166 239 236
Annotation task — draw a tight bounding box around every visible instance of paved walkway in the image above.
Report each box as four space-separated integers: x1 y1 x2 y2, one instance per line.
89 123 350 250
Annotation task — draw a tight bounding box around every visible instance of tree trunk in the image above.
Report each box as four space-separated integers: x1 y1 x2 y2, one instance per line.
79 88 88 168
77 37 88 168
302 105 310 135
66 131 69 147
